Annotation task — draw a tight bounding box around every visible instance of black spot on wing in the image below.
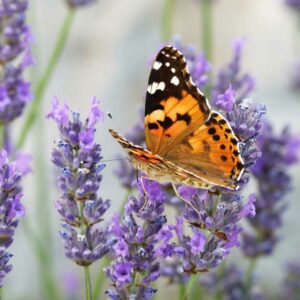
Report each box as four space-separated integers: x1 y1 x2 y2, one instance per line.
148 123 159 130
176 112 191 125
158 116 173 129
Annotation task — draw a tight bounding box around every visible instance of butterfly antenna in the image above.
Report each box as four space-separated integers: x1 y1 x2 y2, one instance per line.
107 111 122 132
101 158 129 163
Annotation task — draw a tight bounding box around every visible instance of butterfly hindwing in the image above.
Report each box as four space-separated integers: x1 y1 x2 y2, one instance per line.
144 46 211 155
163 111 245 189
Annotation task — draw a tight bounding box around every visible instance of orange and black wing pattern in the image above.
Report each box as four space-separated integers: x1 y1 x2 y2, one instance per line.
164 111 245 189
144 46 211 156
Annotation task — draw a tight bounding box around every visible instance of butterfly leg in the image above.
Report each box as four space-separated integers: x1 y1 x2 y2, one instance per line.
139 176 149 212
171 183 200 215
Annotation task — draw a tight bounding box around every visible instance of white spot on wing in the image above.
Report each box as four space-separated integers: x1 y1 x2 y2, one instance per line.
171 68 176 73
157 81 165 91
165 62 170 67
171 76 180 86
147 81 165 94
153 61 162 70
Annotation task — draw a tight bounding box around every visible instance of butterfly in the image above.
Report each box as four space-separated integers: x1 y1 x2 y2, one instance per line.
109 45 245 198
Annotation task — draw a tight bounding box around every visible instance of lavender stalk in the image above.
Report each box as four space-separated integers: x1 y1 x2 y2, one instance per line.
48 98 112 300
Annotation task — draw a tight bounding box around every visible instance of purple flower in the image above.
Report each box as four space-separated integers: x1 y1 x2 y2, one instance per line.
66 0 97 8
285 0 300 11
0 149 25 287
281 261 300 298
242 123 300 257
105 179 166 299
160 188 256 274
171 36 211 89
212 38 255 105
48 98 112 266
200 264 266 300
225 97 266 179
216 85 236 112
0 0 33 123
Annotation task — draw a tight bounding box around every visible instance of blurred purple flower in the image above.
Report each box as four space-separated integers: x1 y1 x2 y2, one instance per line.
62 271 81 300
171 36 211 89
290 61 300 91
285 0 300 10
0 149 25 287
242 123 300 257
48 98 112 266
66 0 97 8
201 264 266 300
281 261 300 299
105 179 166 299
113 107 145 189
212 38 255 105
0 0 33 123
216 85 236 112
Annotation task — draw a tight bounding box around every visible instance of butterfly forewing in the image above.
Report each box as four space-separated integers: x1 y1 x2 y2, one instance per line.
144 46 211 155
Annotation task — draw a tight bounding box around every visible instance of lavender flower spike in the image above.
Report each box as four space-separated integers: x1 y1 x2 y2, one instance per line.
0 150 26 287
66 0 97 8
48 97 112 266
242 124 300 256
105 179 167 300
0 0 33 123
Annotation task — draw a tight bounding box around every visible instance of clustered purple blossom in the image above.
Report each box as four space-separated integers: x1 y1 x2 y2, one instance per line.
242 124 300 257
0 150 26 287
105 179 166 300
0 0 32 124
221 94 266 183
158 188 256 279
48 97 112 266
200 263 266 300
66 0 97 8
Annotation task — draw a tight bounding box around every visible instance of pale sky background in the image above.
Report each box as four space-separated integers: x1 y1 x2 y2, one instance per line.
5 0 300 299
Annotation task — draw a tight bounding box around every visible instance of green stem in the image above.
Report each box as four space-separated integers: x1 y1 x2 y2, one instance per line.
92 255 110 300
161 0 175 41
178 283 186 300
181 274 198 300
245 258 257 292
84 266 93 300
16 9 76 149
200 0 213 63
0 125 4 149
21 219 63 300
79 202 93 300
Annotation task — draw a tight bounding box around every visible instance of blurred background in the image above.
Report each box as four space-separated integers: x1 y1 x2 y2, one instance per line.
5 0 300 299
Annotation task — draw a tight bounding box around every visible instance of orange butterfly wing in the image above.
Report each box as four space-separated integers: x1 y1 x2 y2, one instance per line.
144 46 211 156
163 111 245 189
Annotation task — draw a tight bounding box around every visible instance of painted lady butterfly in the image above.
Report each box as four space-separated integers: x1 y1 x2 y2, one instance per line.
109 46 245 193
